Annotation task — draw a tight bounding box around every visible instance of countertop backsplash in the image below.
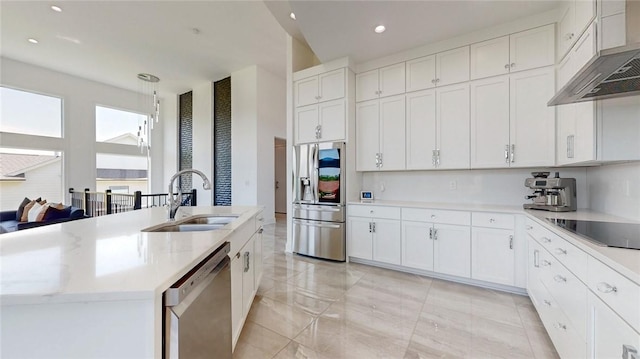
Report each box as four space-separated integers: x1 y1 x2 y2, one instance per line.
587 161 640 221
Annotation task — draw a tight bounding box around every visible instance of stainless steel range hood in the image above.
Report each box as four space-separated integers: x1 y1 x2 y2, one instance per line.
548 1 640 106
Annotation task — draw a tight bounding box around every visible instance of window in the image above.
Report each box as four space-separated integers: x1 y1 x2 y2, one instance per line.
0 148 63 211
95 106 147 145
96 153 148 194
0 87 62 137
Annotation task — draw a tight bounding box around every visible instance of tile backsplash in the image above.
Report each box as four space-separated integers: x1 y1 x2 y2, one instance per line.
587 162 640 221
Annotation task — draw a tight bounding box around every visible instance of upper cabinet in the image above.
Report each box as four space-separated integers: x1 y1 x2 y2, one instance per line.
356 63 405 102
557 0 596 59
470 25 554 80
295 68 345 107
405 47 470 92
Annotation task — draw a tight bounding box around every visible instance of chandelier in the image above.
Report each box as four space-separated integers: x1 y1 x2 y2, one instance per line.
137 73 160 155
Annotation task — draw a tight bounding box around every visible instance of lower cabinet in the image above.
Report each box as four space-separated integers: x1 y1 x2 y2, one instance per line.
231 220 264 351
433 223 471 278
588 292 640 359
471 227 515 286
402 221 435 271
348 215 401 265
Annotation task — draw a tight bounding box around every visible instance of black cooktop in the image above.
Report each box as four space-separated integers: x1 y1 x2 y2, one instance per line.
546 218 640 250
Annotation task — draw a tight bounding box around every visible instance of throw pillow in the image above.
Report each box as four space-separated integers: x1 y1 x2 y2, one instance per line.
16 197 31 221
27 201 48 222
20 197 43 222
35 203 51 222
43 206 72 221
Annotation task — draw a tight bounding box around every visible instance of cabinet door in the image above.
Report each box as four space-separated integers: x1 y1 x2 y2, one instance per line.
402 221 434 271
242 236 255 316
470 75 510 168
318 99 346 142
372 219 402 265
254 229 263 289
558 3 576 59
406 90 437 169
509 67 555 167
470 36 510 80
318 68 345 103
556 48 574 90
436 46 470 86
471 228 515 286
573 101 596 162
434 223 471 278
348 217 373 260
406 55 436 92
356 69 379 102
355 100 380 171
574 0 595 39
572 23 596 71
556 104 577 165
295 76 319 107
436 83 470 169
231 254 244 348
588 292 640 359
379 63 406 98
509 25 555 73
379 95 406 171
295 105 319 145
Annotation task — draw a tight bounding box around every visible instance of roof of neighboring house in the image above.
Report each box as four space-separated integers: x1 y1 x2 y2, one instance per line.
102 133 139 145
0 153 60 181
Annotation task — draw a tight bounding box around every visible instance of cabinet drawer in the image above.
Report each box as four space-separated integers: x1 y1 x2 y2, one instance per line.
472 212 515 229
402 208 471 225
588 256 640 333
540 255 587 341
348 205 400 220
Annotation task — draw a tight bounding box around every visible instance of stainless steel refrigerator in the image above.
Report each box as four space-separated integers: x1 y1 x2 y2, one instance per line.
293 142 346 261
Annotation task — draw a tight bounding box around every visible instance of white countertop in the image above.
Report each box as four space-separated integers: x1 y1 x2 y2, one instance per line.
348 200 640 285
0 206 261 306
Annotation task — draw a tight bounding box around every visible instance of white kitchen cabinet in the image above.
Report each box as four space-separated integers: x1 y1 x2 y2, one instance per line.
405 47 469 92
407 84 469 170
471 227 515 286
254 227 263 289
295 99 346 145
470 25 554 80
433 223 471 278
558 0 595 60
588 292 640 359
230 250 244 348
241 235 255 318
348 207 401 265
356 63 405 102
509 67 555 167
355 95 405 171
471 67 555 168
295 68 345 107
402 221 435 271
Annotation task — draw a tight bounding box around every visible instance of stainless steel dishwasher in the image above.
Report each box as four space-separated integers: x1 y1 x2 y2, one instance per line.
164 242 231 359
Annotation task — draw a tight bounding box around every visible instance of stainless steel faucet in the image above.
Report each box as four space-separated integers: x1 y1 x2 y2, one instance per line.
167 169 212 220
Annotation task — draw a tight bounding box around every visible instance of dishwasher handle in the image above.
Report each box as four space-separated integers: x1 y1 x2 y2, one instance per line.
164 242 230 306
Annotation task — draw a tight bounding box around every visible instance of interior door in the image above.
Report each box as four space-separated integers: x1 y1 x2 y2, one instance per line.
274 140 286 213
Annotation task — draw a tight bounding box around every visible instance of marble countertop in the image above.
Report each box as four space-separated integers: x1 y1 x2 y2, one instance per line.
0 206 262 306
348 200 640 285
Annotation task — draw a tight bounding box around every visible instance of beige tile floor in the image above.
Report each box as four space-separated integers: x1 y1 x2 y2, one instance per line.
233 214 559 359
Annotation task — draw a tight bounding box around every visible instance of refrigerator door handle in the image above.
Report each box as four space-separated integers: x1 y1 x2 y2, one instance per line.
312 144 319 203
296 205 342 212
293 220 342 229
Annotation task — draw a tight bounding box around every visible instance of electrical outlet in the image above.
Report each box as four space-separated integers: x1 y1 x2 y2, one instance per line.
449 180 457 190
380 182 386 192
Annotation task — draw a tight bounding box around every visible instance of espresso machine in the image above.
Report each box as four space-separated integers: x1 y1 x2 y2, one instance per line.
524 172 577 212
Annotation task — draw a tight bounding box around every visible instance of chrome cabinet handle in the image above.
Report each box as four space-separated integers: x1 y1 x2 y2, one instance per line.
567 135 575 158
378 153 383 168
510 144 515 163
555 248 567 255
375 153 380 167
258 227 264 234
433 228 438 240
543 299 551 306
542 259 551 267
432 150 437 166
431 79 436 84
372 222 376 233
293 220 342 229
534 249 540 268
431 214 436 219
554 322 567 331
597 282 618 294
243 251 250 272
435 149 440 166
489 218 495 223
504 64 510 69
509 235 513 249
369 222 372 233
429 227 433 239
623 345 638 359
235 252 241 259
510 63 515 68
526 225 533 230
504 144 509 163
542 237 552 243
553 275 567 283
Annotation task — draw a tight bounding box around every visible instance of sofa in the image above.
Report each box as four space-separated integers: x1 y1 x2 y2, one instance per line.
0 206 86 233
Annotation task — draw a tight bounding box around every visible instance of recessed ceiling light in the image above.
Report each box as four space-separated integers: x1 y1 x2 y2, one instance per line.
51 5 62 12
289 12 296 20
374 25 386 34
28 38 39 44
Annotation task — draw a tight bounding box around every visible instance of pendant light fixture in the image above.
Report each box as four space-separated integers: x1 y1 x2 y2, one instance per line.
136 73 160 155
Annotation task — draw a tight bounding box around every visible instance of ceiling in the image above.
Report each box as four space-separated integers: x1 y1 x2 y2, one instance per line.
0 1 288 96
1 1 563 97
281 0 562 64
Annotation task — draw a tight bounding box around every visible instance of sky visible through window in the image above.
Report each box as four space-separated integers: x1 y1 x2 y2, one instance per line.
0 87 62 137
96 106 148 143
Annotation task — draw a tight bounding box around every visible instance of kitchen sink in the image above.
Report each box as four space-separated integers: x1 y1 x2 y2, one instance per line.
142 215 239 233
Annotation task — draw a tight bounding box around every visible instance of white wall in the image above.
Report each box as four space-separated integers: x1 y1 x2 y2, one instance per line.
0 58 166 197
587 162 640 221
192 82 214 205
231 65 286 223
361 168 589 208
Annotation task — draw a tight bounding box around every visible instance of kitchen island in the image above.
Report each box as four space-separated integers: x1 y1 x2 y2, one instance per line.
0 206 263 359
